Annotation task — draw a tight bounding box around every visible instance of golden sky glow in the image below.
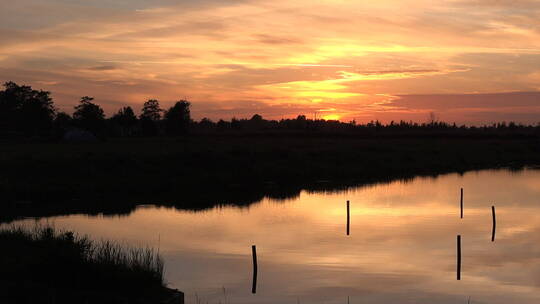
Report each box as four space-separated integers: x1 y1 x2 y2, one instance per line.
1 0 540 123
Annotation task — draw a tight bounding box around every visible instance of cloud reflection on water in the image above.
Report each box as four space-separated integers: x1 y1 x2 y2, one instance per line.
12 168 540 303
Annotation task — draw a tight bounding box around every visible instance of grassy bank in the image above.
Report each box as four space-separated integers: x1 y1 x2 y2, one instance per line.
1 134 539 221
0 226 180 304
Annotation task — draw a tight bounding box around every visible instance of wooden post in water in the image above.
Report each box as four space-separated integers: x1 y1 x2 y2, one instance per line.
252 245 258 294
491 206 496 242
457 235 461 280
460 188 464 219
346 200 350 236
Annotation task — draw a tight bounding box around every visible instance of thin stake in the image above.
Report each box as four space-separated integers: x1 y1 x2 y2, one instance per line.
491 206 496 242
252 245 258 294
460 188 464 219
457 235 462 280
346 200 350 236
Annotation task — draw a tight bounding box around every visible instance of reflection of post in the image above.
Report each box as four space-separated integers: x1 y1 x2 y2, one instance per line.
491 206 496 242
457 235 461 280
252 245 258 294
460 188 464 219
346 200 350 236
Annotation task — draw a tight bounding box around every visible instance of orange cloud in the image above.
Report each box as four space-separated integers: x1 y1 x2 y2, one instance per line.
1 0 540 123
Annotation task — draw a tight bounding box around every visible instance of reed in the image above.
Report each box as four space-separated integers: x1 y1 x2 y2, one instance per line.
0 225 167 303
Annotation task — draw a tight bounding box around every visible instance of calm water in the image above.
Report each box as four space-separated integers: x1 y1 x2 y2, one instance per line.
10 169 540 303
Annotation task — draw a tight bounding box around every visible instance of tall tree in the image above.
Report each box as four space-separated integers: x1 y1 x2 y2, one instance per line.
111 106 138 136
140 99 162 121
73 96 105 135
140 99 162 136
112 106 137 126
164 100 191 135
0 81 56 136
52 112 72 138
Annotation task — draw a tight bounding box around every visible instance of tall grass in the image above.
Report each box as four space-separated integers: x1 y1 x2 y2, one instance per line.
0 225 164 283
0 225 166 303
91 239 164 282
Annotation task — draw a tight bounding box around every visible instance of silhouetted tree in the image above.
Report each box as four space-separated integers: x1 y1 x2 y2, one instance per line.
251 114 263 121
53 112 72 138
231 117 241 129
428 111 438 126
295 115 308 129
164 100 191 135
111 106 138 136
217 119 230 130
0 82 56 136
140 99 162 136
140 99 162 121
198 117 215 130
54 112 72 126
112 107 137 125
73 96 105 135
249 114 264 129
3 80 540 139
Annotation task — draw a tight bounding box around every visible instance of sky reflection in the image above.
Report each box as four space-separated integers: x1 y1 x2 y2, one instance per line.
11 168 540 303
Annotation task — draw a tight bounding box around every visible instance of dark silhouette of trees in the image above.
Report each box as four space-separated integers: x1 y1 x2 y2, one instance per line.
112 106 137 124
164 100 191 135
1 80 540 140
111 106 138 136
199 117 213 127
0 82 56 136
53 112 72 138
217 119 230 131
231 117 241 130
73 96 105 135
294 115 308 129
54 112 72 127
140 99 162 121
140 99 162 136
246 114 263 130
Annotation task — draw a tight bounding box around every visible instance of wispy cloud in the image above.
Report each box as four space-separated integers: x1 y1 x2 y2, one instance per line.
1 0 540 123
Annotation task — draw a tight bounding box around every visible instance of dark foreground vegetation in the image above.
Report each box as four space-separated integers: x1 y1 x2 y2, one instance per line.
0 226 181 304
1 81 540 221
2 135 540 222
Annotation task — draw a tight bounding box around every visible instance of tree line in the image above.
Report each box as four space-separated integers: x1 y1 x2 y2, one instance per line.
0 82 190 139
1 81 539 139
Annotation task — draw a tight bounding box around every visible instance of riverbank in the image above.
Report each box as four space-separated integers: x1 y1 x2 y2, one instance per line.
1 135 539 221
0 226 181 304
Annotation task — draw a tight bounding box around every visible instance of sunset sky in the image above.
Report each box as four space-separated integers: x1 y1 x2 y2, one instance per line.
1 0 540 124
